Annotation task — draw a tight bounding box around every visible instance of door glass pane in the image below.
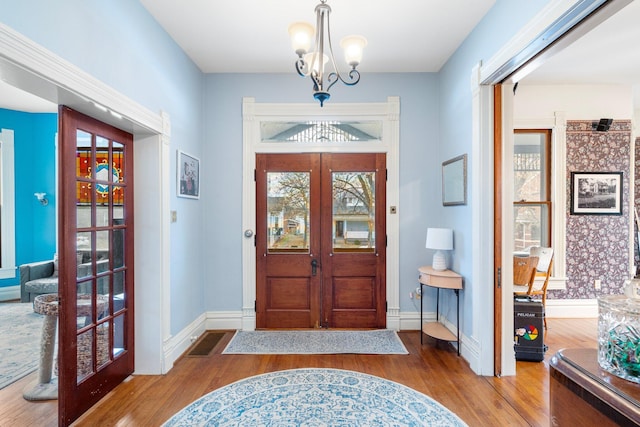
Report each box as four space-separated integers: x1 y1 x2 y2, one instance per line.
77 231 93 275
114 313 126 356
96 230 109 262
76 130 92 178
96 322 111 370
77 329 94 382
266 172 310 252
333 172 375 252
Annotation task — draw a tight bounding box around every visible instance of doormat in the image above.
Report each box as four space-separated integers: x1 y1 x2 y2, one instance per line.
187 331 226 356
222 329 409 355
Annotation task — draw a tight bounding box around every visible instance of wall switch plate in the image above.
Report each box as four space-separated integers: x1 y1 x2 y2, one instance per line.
171 210 177 223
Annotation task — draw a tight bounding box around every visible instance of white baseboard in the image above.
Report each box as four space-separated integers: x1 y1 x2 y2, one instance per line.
205 311 243 330
0 285 19 301
546 298 598 318
162 303 595 377
162 312 207 372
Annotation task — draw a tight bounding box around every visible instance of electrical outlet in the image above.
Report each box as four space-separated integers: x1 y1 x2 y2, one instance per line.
594 279 601 290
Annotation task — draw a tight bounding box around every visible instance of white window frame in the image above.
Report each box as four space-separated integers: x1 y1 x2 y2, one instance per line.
514 113 567 291
0 129 16 279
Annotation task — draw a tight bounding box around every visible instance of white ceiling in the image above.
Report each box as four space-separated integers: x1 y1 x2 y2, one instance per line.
139 0 496 73
518 0 640 103
1 0 639 112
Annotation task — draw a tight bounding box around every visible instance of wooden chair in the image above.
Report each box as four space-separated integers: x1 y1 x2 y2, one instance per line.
513 255 539 293
514 247 554 329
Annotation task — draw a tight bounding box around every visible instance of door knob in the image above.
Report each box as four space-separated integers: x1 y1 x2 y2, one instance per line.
311 259 319 276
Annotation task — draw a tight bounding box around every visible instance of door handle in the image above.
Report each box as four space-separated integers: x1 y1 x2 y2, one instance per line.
311 259 319 276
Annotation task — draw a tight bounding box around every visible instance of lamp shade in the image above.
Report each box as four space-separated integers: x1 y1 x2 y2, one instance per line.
303 51 329 74
426 228 453 271
288 21 315 56
425 228 453 250
340 35 367 66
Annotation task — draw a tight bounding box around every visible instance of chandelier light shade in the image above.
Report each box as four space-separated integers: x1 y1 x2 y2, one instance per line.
288 0 367 107
426 228 454 271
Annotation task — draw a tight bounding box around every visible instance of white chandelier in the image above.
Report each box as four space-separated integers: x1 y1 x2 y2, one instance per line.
288 0 367 107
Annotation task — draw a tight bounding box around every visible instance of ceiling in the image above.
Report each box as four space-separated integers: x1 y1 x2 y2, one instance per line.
1 0 639 112
138 0 496 73
517 0 640 105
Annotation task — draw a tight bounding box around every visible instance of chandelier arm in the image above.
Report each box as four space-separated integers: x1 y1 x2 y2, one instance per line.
310 70 323 92
323 4 342 90
315 4 326 91
325 72 340 92
294 57 308 77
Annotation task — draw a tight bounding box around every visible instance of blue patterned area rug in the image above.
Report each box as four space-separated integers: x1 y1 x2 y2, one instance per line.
163 368 467 426
222 329 409 355
0 302 44 389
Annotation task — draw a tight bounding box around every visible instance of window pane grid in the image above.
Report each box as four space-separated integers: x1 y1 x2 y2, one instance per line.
514 130 552 250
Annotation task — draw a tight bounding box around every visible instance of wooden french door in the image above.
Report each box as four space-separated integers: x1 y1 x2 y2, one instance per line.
255 153 386 329
58 106 134 425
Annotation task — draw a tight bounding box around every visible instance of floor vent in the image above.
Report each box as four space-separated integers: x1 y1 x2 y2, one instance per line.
187 331 225 356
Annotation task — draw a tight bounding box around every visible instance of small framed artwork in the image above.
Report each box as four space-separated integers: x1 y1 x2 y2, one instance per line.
442 154 467 206
570 171 622 215
177 150 200 199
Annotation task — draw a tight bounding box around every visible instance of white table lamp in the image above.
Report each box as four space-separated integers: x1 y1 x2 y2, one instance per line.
426 228 453 271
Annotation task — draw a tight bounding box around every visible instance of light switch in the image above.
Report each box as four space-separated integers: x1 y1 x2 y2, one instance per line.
171 210 177 223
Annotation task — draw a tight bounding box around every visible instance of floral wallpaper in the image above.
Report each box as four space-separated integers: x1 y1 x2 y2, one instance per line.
548 120 631 300
635 136 640 273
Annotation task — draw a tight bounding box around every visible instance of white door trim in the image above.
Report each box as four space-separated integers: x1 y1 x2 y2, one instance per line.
241 96 401 330
0 23 171 374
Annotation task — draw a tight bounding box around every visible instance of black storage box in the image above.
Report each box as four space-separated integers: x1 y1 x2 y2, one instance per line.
514 296 547 361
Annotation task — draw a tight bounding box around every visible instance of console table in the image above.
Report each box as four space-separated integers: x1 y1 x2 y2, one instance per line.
550 348 640 426
418 266 462 355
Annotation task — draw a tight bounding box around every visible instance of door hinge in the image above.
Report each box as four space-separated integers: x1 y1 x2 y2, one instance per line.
497 267 501 289
386 169 388 181
254 234 256 247
254 169 256 182
254 300 257 312
385 301 388 312
386 235 388 247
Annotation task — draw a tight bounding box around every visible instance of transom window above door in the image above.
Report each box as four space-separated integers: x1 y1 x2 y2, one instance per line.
260 121 382 143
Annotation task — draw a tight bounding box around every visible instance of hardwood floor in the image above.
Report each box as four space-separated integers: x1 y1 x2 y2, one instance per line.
0 318 598 426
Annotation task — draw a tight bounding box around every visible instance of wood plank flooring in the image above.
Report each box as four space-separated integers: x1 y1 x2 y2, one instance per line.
0 318 598 427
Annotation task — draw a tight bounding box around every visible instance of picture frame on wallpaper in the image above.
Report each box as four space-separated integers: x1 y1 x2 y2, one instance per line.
442 154 467 206
570 171 622 215
177 150 200 199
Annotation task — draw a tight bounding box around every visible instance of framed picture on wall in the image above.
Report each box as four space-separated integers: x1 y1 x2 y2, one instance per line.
177 150 200 199
442 154 467 206
570 171 622 215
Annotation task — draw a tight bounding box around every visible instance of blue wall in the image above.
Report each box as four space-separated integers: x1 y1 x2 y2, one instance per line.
0 0 568 344
437 0 553 337
1 0 205 335
202 73 442 313
0 108 57 288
